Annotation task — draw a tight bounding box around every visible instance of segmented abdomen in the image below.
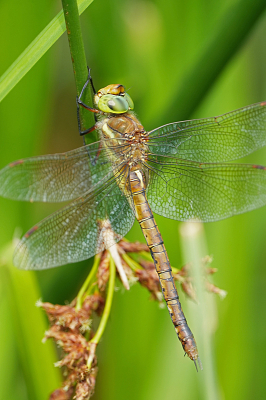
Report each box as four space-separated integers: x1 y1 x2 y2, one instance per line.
129 168 199 364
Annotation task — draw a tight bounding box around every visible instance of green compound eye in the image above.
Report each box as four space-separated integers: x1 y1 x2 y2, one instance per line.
107 96 129 113
124 93 134 110
97 92 134 113
98 95 129 113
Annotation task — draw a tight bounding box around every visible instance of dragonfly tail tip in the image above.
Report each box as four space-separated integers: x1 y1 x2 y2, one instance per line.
197 356 203 371
193 356 203 372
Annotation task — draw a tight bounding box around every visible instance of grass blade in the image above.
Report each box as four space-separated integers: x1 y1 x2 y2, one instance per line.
179 222 221 400
0 0 93 103
0 243 62 400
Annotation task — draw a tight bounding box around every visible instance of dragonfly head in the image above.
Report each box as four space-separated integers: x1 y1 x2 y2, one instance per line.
94 84 134 114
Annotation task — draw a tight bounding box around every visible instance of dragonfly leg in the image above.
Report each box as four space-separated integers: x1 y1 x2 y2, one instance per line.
76 68 112 138
77 68 103 115
87 67 96 95
76 96 98 136
77 98 102 114
76 68 105 137
79 124 97 137
78 67 95 100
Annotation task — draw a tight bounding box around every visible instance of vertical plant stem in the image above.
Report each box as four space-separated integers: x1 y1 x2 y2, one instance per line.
76 254 101 310
89 256 116 346
0 243 62 399
61 0 96 143
179 222 221 400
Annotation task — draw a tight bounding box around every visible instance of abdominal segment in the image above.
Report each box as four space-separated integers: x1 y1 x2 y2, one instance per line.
129 168 200 364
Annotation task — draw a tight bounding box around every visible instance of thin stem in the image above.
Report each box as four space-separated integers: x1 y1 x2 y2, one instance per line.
0 0 93 103
138 251 153 261
130 250 179 275
76 254 101 310
89 256 116 346
179 222 220 398
61 0 96 143
122 253 142 272
108 245 129 290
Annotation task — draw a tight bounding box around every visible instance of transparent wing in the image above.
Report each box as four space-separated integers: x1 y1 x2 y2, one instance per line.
147 101 266 162
0 141 119 202
146 155 266 222
13 166 135 270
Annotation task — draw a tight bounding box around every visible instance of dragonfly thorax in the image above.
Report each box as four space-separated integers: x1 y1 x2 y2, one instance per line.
99 113 149 167
94 84 134 114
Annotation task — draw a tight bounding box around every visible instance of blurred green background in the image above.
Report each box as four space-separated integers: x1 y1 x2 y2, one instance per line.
0 0 266 399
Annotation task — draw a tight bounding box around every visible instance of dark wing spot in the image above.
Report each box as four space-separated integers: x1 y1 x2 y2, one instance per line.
25 225 39 238
252 164 266 170
9 159 24 167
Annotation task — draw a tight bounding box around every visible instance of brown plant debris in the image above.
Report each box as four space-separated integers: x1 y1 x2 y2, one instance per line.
97 250 110 292
41 242 225 400
118 240 149 253
41 294 102 400
172 256 227 301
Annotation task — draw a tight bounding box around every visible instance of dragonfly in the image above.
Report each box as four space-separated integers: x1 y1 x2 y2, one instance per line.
0 75 266 370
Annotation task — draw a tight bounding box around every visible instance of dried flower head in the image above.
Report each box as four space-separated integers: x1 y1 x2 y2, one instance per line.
40 295 101 400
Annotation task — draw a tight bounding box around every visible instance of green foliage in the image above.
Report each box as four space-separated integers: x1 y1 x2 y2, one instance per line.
0 244 61 400
0 0 93 102
0 0 266 399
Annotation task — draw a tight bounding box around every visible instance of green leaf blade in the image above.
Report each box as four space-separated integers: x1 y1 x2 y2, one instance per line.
0 244 62 400
0 0 93 103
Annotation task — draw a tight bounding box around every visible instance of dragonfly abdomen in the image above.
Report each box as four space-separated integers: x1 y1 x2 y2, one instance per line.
129 169 200 366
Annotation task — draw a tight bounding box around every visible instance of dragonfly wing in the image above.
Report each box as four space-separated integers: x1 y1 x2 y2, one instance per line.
146 156 266 222
148 101 266 162
0 141 115 202
13 170 135 270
